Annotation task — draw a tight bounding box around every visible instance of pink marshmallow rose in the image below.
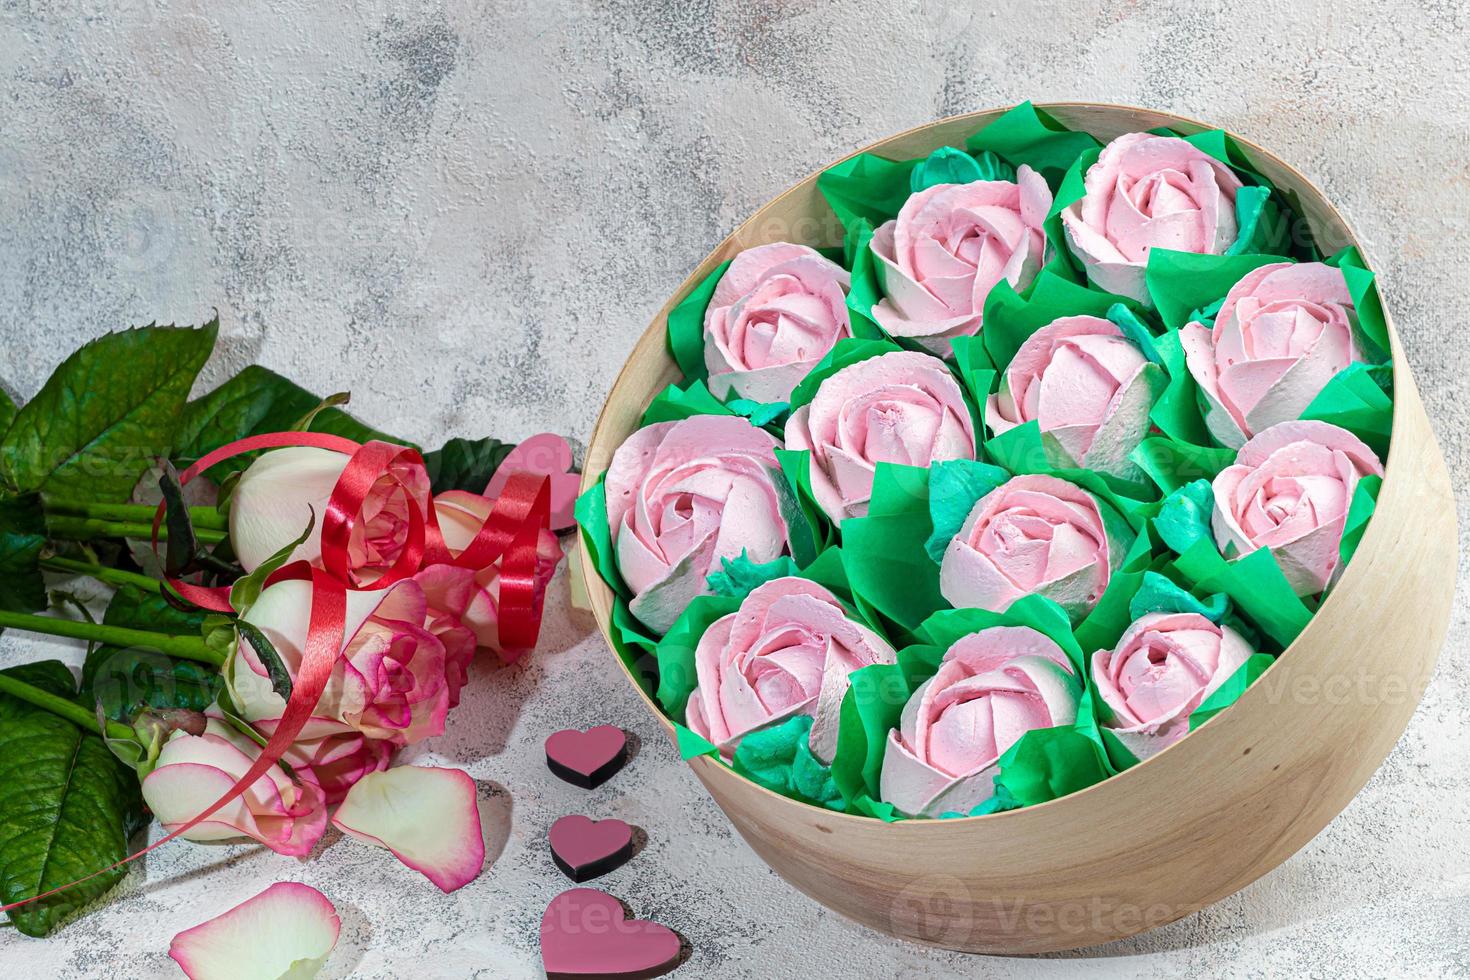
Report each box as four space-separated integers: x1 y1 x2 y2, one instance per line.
869 168 1052 355
940 474 1125 623
1181 262 1362 448
606 415 789 634
141 716 328 856
684 577 897 763
1061 133 1244 303
704 242 853 403
880 626 1080 817
1091 612 1253 762
225 576 476 745
1211 420 1383 596
785 350 976 524
987 315 1164 479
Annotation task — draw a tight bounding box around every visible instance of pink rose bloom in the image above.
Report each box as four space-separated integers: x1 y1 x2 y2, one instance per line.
1181 262 1362 448
785 350 976 524
685 577 896 763
416 490 565 660
880 626 1080 817
1061 133 1243 302
226 576 475 745
704 243 852 403
141 716 328 856
869 168 1052 354
606 415 789 634
987 315 1164 479
1091 612 1253 762
940 474 1123 623
1211 420 1383 596
257 717 394 806
229 446 430 585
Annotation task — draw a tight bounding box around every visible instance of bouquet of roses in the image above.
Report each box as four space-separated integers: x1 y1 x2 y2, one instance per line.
0 320 575 953
577 103 1393 821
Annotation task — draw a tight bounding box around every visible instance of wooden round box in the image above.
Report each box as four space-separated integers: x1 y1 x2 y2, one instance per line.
573 104 1459 953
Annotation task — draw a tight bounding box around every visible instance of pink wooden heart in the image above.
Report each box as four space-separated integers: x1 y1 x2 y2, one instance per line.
541 888 682 980
484 432 580 531
545 726 629 789
549 816 635 883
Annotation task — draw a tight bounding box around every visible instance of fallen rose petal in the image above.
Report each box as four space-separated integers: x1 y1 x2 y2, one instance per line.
331 765 486 893
169 881 340 980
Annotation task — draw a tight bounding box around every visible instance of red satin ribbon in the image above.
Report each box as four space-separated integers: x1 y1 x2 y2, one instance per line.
2 432 550 914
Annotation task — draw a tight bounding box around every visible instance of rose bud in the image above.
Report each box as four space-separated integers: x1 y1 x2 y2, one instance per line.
228 446 430 583
258 717 394 806
704 243 853 404
605 415 790 634
940 474 1126 623
986 315 1163 479
1060 133 1243 303
141 715 328 856
225 575 476 745
785 350 976 524
880 626 1080 817
684 577 897 763
1211 420 1383 596
1181 262 1362 448
869 169 1052 354
415 490 564 659
1091 612 1253 761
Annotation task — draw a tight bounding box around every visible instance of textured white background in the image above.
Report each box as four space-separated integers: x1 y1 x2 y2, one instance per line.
1 1 1467 977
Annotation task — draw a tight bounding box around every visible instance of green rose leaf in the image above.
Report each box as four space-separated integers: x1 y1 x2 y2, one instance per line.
0 661 144 937
0 322 218 502
174 364 410 483
422 436 515 495
82 585 218 723
0 492 48 614
0 387 16 438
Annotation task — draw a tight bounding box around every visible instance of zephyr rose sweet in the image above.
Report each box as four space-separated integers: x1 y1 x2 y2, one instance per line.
704 242 853 403
141 716 328 856
941 474 1123 623
1181 262 1362 448
987 315 1164 479
785 350 976 523
226 576 475 744
1092 612 1253 762
1061 133 1243 302
685 577 897 763
417 489 564 658
1211 420 1383 596
870 168 1052 353
881 626 1080 817
606 415 789 634
229 446 431 582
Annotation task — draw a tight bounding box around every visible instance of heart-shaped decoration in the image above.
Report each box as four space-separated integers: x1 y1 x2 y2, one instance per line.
541 888 682 980
549 815 635 883
545 725 629 789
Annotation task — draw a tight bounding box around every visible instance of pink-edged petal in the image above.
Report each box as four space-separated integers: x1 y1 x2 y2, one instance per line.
332 765 486 893
169 882 340 980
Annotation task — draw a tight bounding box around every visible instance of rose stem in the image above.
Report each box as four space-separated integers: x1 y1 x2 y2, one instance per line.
0 611 223 666
39 556 164 594
45 516 228 546
44 500 229 532
0 674 136 741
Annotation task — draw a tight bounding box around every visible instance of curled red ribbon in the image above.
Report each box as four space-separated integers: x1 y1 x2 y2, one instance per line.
2 432 550 913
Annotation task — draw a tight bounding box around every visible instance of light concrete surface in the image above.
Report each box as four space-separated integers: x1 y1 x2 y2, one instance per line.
1 1 1467 977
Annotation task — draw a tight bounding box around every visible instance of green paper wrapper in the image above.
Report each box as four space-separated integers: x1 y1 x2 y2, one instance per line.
981 270 1145 376
841 463 947 639
731 715 846 811
666 260 729 384
817 152 920 233
1145 249 1289 333
965 101 1102 186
